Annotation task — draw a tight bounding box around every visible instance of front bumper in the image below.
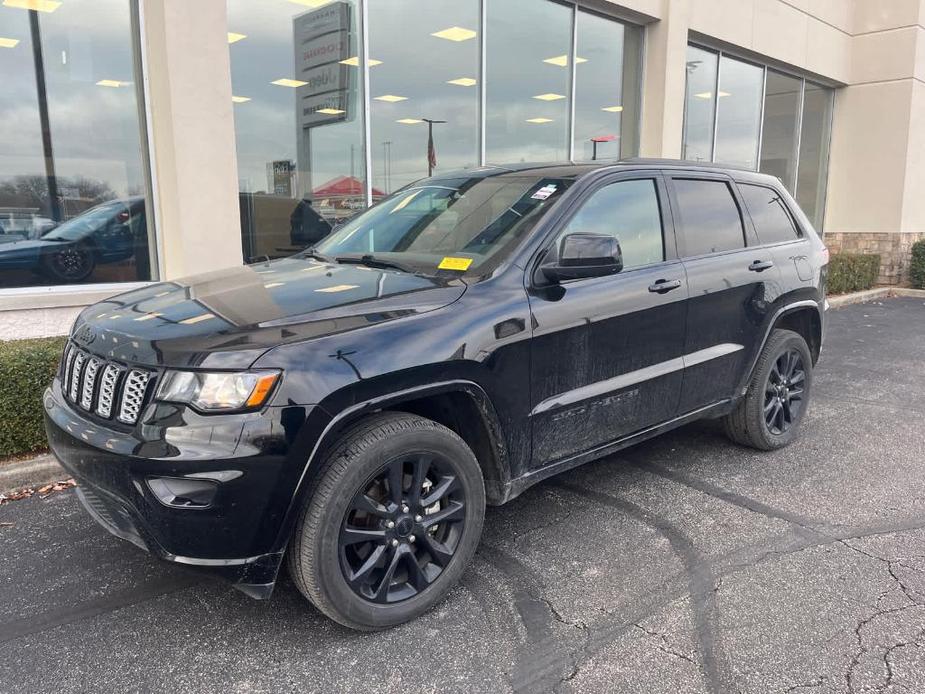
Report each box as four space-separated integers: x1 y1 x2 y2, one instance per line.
43 380 311 597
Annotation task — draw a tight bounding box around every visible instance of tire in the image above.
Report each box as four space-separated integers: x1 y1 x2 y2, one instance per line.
287 411 486 630
40 243 96 283
723 328 813 451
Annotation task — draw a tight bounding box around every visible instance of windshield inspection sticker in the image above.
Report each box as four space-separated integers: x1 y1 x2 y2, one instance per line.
438 256 473 271
531 184 558 200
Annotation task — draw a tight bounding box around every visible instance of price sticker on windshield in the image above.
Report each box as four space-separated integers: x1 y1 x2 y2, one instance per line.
438 256 473 271
531 184 558 200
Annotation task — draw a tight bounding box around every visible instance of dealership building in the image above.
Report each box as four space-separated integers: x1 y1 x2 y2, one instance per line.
1 0 923 339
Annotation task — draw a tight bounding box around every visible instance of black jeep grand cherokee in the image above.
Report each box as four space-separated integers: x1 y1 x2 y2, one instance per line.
44 160 827 629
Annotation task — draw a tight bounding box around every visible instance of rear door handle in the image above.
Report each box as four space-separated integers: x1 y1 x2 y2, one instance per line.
648 278 682 294
748 260 774 272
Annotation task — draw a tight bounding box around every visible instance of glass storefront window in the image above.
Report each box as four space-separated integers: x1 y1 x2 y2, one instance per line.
796 82 833 229
228 0 366 261
682 46 718 163
368 0 479 194
572 9 642 161
682 44 834 230
228 0 642 258
714 55 763 169
759 70 801 190
0 0 154 288
485 0 572 162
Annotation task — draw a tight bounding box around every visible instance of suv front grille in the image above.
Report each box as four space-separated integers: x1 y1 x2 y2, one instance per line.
61 342 154 425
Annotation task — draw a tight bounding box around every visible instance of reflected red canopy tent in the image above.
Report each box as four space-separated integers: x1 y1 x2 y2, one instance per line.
313 176 384 198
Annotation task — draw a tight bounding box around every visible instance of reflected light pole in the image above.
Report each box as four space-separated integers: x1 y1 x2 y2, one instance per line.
382 140 392 194
29 9 61 222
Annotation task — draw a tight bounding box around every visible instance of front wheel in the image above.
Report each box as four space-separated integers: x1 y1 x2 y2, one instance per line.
287 412 485 630
723 328 814 450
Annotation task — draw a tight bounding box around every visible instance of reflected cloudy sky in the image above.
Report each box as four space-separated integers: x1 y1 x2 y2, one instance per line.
0 0 145 198
228 0 641 197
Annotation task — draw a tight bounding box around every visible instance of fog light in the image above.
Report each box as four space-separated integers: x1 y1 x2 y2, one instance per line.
147 477 217 509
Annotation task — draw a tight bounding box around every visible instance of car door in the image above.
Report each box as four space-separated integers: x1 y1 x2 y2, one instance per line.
737 181 815 286
666 173 784 413
527 174 688 468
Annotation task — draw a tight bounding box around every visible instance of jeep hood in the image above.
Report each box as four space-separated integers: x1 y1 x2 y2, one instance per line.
73 257 466 369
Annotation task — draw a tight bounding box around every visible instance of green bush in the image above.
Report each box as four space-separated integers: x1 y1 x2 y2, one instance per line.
0 336 66 458
827 253 881 295
910 240 925 289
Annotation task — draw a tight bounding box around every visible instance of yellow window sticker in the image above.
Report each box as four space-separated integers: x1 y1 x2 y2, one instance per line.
438 256 473 271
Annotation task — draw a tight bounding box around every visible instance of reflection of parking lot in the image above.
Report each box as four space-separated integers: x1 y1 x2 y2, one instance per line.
2 298 924 693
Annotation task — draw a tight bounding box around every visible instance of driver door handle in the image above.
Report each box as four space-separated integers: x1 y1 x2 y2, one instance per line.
748 259 774 272
648 278 682 294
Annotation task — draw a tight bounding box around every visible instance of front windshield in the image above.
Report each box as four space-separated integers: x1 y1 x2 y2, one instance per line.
42 202 124 242
314 174 573 275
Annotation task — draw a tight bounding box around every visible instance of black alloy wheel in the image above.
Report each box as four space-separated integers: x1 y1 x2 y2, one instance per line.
287 412 485 630
763 348 806 435
43 244 95 282
723 328 813 451
339 453 466 604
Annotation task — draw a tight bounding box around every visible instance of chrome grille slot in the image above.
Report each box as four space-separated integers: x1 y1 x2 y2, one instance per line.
95 364 123 418
69 351 86 401
63 344 76 385
118 369 151 424
60 341 153 424
80 358 102 410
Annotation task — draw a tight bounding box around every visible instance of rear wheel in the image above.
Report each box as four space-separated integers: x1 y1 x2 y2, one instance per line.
287 412 485 630
723 328 813 450
41 243 95 283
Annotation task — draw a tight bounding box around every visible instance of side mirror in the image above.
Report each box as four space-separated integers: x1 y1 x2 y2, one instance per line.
541 233 623 283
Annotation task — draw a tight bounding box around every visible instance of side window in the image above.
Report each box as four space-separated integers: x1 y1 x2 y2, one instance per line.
672 179 745 257
739 183 802 244
556 179 664 271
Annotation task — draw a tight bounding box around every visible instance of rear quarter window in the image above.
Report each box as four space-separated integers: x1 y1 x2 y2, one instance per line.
671 178 746 257
739 183 802 245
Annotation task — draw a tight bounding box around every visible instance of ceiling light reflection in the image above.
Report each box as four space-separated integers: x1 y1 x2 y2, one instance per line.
272 78 307 87
431 26 477 42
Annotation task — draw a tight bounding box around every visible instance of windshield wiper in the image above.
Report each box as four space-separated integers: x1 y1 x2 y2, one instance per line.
334 254 417 274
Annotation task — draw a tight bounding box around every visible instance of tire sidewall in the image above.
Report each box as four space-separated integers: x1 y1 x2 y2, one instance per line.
749 331 813 448
311 425 485 629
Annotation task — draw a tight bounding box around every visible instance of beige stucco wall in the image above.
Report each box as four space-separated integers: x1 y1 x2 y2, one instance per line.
141 0 243 279
824 4 925 242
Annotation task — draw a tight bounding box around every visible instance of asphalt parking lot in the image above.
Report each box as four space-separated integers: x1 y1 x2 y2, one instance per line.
2 297 924 694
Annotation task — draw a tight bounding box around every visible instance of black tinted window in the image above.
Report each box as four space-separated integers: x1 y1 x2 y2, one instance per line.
740 184 801 244
672 179 745 256
557 179 664 270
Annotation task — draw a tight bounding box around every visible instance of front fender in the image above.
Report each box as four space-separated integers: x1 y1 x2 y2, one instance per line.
267 376 511 555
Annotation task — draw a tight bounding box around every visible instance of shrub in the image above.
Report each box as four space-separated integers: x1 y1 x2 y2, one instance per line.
0 336 66 458
910 240 925 289
827 253 880 295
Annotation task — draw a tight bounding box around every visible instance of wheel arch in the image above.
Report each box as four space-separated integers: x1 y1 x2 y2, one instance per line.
738 300 823 396
275 380 511 555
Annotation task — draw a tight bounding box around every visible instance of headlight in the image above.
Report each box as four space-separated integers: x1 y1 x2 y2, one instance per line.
156 370 280 412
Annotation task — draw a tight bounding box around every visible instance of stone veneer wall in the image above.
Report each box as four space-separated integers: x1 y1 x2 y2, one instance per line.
823 232 925 286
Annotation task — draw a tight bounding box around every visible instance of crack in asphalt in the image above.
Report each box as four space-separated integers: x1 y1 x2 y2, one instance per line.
783 674 827 692
493 466 925 694
834 540 925 693
633 623 697 665
553 480 729 694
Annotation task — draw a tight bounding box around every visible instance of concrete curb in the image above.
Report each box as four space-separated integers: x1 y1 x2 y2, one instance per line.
828 287 925 309
0 453 66 495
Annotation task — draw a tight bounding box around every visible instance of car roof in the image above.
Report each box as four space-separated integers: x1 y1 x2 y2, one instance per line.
428 158 780 186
